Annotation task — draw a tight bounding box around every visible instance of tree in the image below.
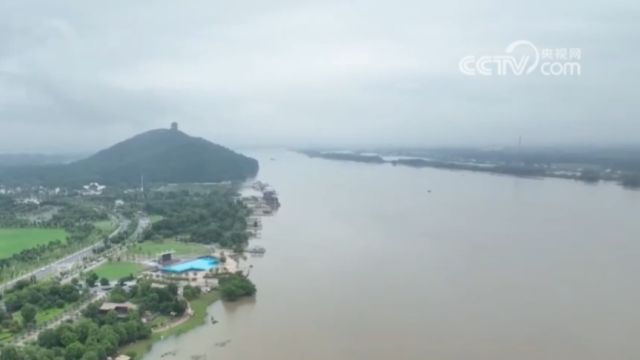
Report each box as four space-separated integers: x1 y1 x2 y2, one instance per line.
0 285 154 359
81 351 99 360
3 294 22 313
37 328 59 348
65 341 86 360
85 272 99 287
167 283 178 296
183 285 202 300
0 346 20 360
61 283 81 302
219 274 256 301
20 303 37 325
109 286 128 303
143 189 253 249
7 319 22 334
56 323 79 347
100 278 110 286
75 319 99 344
98 325 120 354
82 302 100 320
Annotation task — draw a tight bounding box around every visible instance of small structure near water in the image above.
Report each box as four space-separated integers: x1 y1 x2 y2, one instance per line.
242 181 281 216
99 302 138 317
245 246 266 255
157 250 176 266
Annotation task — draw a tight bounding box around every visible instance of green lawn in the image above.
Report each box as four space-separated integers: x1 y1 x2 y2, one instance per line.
149 215 164 224
149 315 170 329
94 220 117 234
94 261 145 280
35 307 65 324
13 306 65 326
0 330 13 343
120 291 219 359
0 228 67 259
131 240 209 257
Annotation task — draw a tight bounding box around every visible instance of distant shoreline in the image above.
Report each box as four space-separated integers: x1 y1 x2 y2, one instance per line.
299 150 640 189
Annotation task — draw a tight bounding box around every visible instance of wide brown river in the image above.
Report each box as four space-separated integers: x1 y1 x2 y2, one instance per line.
144 150 640 360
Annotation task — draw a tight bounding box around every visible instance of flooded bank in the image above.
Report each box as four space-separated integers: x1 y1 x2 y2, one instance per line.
144 150 640 360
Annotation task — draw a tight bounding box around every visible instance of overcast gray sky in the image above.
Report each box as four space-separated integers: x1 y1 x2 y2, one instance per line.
0 0 639 153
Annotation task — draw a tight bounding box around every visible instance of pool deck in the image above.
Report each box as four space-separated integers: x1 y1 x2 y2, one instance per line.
212 250 238 273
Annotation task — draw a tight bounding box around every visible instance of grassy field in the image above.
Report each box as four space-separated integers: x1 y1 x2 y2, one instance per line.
94 220 117 234
35 307 65 324
0 330 12 343
131 240 209 257
13 306 66 326
0 228 67 259
149 215 164 224
120 291 219 359
94 261 145 280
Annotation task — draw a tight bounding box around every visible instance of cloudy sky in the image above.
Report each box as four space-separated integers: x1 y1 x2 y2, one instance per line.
0 0 638 153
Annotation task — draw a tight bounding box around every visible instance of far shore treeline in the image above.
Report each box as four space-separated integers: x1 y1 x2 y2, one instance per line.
301 147 640 189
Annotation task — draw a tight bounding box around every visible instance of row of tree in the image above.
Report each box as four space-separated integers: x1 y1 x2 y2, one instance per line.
0 278 168 360
0 195 38 228
104 280 188 317
0 279 82 335
3 280 80 313
1 309 150 360
0 200 110 282
144 189 252 250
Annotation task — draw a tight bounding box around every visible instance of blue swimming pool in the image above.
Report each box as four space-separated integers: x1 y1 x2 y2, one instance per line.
162 256 218 273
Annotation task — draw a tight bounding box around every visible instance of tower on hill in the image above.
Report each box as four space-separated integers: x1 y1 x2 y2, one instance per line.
170 122 179 131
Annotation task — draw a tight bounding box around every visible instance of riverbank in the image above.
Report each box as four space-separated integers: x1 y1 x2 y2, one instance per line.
119 291 220 359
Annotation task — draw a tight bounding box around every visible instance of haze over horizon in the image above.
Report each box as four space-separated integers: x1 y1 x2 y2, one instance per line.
1 0 639 153
1 3 640 359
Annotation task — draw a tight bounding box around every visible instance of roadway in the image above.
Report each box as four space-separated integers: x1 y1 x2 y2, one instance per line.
0 214 130 292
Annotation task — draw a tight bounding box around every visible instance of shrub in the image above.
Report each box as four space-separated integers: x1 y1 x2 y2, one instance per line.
183 285 202 301
219 274 256 301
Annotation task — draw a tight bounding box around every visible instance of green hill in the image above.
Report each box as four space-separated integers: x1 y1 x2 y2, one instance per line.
0 125 258 186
